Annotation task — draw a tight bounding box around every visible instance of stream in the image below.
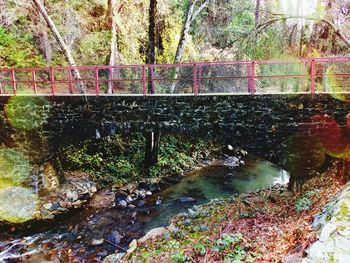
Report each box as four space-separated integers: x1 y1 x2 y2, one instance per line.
0 155 289 262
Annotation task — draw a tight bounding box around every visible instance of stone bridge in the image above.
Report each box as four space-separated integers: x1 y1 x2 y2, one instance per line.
1 94 350 186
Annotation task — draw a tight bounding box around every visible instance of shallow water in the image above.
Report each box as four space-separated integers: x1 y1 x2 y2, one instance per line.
0 155 289 262
141 156 289 231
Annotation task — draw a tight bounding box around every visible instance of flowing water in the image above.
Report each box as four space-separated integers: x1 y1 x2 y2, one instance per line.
0 155 289 262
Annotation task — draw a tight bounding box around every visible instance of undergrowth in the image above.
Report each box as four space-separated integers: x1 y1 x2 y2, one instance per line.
60 133 216 187
127 168 343 262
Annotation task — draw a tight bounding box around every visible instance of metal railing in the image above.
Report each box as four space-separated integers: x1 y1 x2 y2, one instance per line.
0 57 349 96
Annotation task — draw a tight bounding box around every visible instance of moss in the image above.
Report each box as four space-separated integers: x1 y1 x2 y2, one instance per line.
0 212 33 223
336 202 350 221
0 148 31 189
4 96 51 130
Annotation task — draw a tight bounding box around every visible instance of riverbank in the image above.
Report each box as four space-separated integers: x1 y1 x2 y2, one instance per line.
0 135 236 261
0 133 224 227
1 132 342 262
121 165 343 262
0 153 283 262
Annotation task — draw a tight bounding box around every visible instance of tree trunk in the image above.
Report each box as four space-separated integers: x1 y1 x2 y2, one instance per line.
289 24 298 48
107 0 120 94
30 2 53 65
39 30 53 64
32 0 85 93
146 0 157 93
0 0 8 26
255 0 260 27
174 0 211 64
143 0 160 169
144 128 161 170
174 1 195 64
171 0 211 93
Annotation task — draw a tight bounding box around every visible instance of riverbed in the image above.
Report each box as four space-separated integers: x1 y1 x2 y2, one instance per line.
0 155 289 262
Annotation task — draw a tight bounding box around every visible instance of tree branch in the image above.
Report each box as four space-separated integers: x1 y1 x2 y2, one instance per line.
320 18 350 46
191 0 211 22
257 15 350 47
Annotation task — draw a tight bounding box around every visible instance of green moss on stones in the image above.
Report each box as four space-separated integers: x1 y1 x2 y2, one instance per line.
4 96 51 131
0 148 31 189
337 203 350 221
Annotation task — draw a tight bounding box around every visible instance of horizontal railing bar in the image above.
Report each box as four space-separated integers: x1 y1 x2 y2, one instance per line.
1 57 349 72
4 73 348 84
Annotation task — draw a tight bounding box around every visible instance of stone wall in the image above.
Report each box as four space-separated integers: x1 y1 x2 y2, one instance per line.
1 94 350 171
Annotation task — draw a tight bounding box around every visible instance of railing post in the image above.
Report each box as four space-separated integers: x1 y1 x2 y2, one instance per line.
142 65 147 96
68 68 73 94
0 73 3 94
32 70 37 94
310 59 316 94
150 65 155 94
198 64 202 94
193 63 197 96
250 61 255 95
95 67 99 96
109 67 114 94
49 67 55 96
10 69 16 96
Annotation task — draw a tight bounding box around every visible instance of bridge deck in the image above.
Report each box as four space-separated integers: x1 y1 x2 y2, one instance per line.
0 57 349 96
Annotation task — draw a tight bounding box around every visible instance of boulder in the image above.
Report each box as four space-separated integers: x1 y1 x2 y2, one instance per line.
176 196 196 204
0 148 31 189
103 253 126 263
0 187 39 223
302 183 350 262
138 227 167 244
90 190 115 208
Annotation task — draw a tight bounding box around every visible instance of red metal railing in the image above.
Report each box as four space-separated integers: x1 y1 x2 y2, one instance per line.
0 57 349 96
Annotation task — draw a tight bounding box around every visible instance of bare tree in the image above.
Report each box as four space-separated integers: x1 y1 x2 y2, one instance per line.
255 0 260 27
174 0 212 63
106 0 120 93
171 0 211 93
32 0 85 92
146 0 157 66
107 0 119 68
144 0 160 170
146 0 157 94
39 30 53 64
257 15 350 47
0 0 7 26
30 3 53 65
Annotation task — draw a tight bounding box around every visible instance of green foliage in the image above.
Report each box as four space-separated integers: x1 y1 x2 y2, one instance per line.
1 0 348 69
61 133 212 186
192 242 206 256
239 211 256 219
79 31 111 65
61 134 142 185
257 59 308 92
295 191 316 214
149 135 210 178
171 251 188 263
0 27 44 68
213 233 243 253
